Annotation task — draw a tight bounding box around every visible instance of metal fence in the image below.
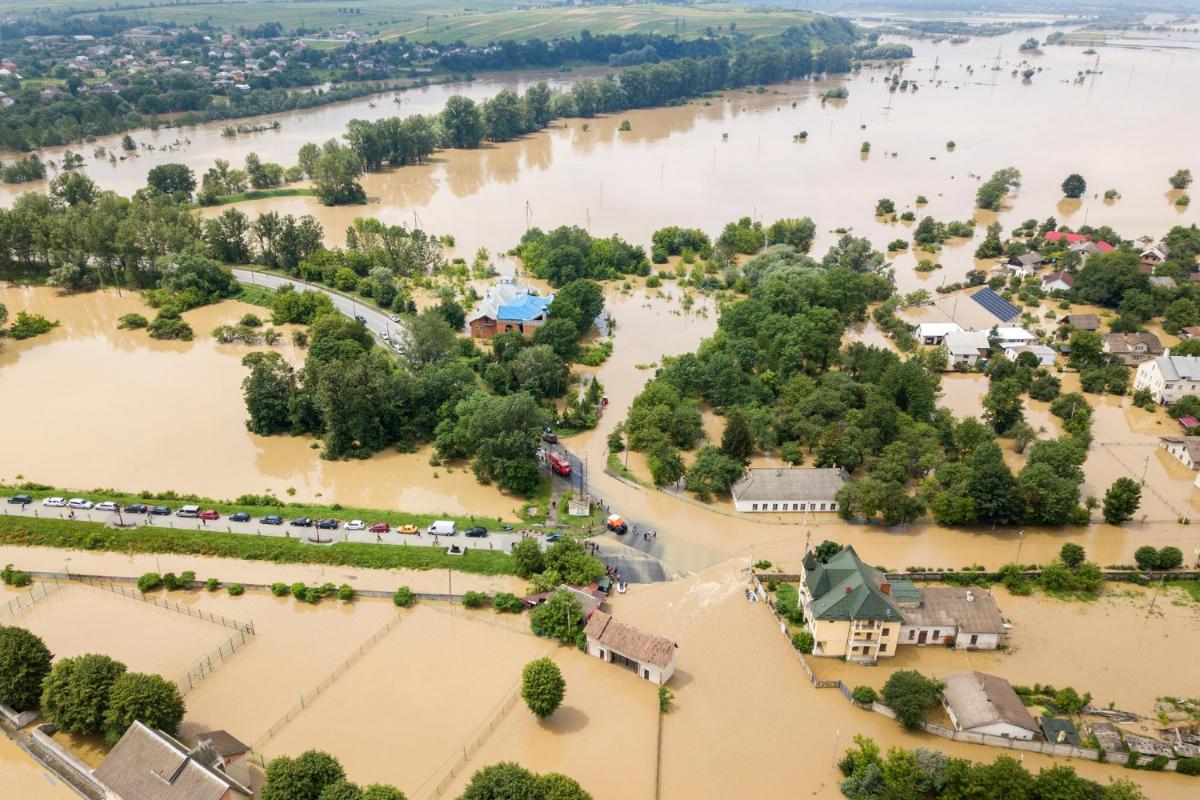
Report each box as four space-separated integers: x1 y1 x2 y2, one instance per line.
176 626 256 696
427 680 527 798
0 576 66 620
251 612 404 752
72 574 255 635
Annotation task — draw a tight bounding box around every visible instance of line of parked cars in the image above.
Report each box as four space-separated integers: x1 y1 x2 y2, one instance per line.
10 497 489 538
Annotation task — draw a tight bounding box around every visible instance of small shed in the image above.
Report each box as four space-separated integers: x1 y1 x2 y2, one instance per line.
1039 717 1080 747
583 610 677 685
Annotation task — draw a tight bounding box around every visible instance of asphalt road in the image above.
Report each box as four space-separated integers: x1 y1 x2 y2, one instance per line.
1 499 537 554
232 268 404 344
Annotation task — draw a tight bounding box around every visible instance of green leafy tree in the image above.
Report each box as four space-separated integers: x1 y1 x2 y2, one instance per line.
146 163 195 201
310 140 365 205
521 657 565 719
1059 543 1086 569
0 626 53 712
41 654 127 735
537 773 591 800
512 538 545 579
262 750 347 800
1061 174 1087 199
1101 477 1140 525
983 378 1024 433
684 445 745 501
360 787 407 800
460 762 544 800
528 589 583 643
102 672 186 745
1169 169 1193 190
440 95 486 149
881 670 943 729
241 352 298 435
318 780 363 800
720 408 754 462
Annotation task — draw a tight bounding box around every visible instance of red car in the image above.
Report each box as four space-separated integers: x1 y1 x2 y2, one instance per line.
198 509 221 520
368 522 390 533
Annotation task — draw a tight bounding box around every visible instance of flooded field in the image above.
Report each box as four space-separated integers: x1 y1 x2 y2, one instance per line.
6 584 234 681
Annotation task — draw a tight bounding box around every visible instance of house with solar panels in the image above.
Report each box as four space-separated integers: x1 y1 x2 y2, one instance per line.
468 278 554 339
969 287 1021 323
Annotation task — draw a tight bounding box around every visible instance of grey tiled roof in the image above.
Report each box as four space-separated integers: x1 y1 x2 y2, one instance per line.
731 468 847 502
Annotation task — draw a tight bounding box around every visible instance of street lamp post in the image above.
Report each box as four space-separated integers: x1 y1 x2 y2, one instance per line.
1015 530 1025 564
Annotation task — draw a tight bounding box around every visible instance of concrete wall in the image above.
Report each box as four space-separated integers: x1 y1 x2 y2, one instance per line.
734 497 840 513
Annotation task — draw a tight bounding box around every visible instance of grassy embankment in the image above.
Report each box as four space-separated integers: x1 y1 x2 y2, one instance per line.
0 515 515 576
199 188 315 207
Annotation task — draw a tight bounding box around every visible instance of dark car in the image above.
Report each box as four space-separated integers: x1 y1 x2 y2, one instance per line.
122 503 149 514
150 506 172 516
229 512 251 522
464 526 488 538
545 533 562 543
290 517 313 527
7 494 32 505
317 518 340 530
261 515 284 525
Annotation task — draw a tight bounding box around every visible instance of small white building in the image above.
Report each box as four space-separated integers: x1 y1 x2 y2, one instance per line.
941 671 1040 741
1040 271 1074 292
583 610 676 685
944 329 992 366
1141 243 1171 265
730 468 848 513
1133 353 1200 404
1004 344 1056 367
1160 436 1200 470
897 587 1005 650
916 322 962 345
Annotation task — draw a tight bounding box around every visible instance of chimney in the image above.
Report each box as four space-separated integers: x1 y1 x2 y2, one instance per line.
845 586 853 594
880 582 891 595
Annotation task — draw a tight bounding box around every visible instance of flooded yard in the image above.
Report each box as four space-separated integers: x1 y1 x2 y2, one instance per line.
0 733 78 800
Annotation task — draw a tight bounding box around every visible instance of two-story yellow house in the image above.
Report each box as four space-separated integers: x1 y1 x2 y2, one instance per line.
799 545 910 663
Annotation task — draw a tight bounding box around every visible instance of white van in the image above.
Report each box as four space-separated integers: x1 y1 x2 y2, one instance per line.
177 505 201 518
426 520 456 536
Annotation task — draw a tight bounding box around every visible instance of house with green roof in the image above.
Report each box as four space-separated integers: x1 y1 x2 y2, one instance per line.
800 545 907 663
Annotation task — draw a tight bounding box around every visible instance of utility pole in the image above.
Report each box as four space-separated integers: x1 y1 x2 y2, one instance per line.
1015 530 1025 564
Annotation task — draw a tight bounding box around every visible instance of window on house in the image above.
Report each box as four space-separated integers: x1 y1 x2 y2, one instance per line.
908 630 915 640
792 503 799 511
879 643 887 653
772 503 778 511
882 628 890 636
752 504 758 511
970 634 978 645
932 630 939 639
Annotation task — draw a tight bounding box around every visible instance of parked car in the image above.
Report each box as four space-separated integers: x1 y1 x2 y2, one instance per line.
368 522 390 533
317 518 339 530
7 494 32 505
397 524 419 535
545 533 562 543
389 314 400 322
380 330 389 341
177 505 201 518
94 501 119 512
198 509 220 521
122 503 148 514
150 506 172 516
261 515 284 525
346 520 365 531
42 497 66 507
542 428 558 444
67 498 94 510
426 520 456 536
355 314 367 324
290 517 313 527
464 526 488 538
229 512 250 522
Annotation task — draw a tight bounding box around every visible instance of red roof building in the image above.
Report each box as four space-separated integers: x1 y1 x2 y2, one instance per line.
1044 231 1091 244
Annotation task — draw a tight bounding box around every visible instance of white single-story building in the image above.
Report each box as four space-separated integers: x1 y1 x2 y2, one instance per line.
942 671 1040 741
1133 353 1200 404
944 329 993 366
1004 344 1056 367
583 610 677 685
730 468 848 513
1141 243 1171 265
1160 436 1200 470
916 322 962 346
1040 271 1074 292
897 588 1005 650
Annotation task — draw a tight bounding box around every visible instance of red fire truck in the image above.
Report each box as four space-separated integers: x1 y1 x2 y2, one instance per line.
547 451 573 477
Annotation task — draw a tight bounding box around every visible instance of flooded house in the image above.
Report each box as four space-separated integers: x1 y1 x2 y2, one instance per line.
1160 436 1200 469
1103 332 1164 366
583 610 677 685
467 278 553 339
1040 271 1074 292
1133 353 1200 403
730 467 848 513
1005 252 1044 276
915 322 962 345
1059 313 1100 332
1141 243 1171 266
94 721 252 800
799 548 1008 663
1004 344 1057 366
941 671 1040 741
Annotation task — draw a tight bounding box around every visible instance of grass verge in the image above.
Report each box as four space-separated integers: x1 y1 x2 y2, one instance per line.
0 515 515 576
199 188 315 207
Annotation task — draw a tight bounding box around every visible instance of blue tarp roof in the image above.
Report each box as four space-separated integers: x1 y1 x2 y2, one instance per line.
497 295 551 322
971 287 1021 322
